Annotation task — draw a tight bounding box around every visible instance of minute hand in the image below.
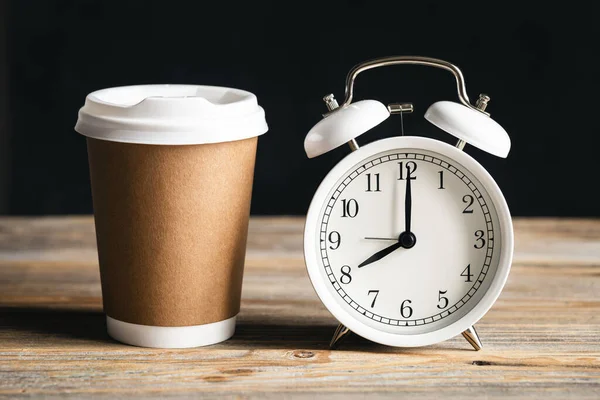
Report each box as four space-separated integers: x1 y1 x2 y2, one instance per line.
357 241 403 268
405 171 412 233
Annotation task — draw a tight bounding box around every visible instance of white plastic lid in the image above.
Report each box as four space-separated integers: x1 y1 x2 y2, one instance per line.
75 84 268 145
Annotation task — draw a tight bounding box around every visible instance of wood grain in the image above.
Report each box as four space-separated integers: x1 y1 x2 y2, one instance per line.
0 217 599 399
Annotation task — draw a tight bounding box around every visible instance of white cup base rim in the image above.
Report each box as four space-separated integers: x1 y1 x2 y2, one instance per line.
106 315 236 348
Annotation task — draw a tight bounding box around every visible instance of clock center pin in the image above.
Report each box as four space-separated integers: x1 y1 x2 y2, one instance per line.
399 232 417 249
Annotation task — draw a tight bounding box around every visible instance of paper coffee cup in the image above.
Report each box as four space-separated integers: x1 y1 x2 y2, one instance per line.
75 85 267 348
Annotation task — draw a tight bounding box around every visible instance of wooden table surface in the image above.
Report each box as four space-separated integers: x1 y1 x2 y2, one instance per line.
0 217 599 399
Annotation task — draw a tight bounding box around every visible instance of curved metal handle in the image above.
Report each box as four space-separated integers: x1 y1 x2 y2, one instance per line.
340 56 478 111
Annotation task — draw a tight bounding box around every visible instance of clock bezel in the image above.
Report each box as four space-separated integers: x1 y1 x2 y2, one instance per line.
304 136 514 347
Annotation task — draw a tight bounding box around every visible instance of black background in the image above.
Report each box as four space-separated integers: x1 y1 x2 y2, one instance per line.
4 1 599 216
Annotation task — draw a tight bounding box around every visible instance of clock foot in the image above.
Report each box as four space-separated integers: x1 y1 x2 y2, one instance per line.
329 323 352 349
462 325 483 351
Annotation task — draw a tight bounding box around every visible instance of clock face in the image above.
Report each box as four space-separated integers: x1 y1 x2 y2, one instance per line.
305 137 513 345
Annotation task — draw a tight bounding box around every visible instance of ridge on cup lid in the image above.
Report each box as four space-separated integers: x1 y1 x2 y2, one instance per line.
75 84 268 145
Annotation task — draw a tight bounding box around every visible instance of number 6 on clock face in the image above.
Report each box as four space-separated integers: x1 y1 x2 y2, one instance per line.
304 137 513 348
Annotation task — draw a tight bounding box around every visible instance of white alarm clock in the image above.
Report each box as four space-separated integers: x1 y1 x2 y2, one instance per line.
303 56 514 350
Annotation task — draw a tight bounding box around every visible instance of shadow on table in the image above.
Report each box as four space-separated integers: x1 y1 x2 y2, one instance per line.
0 306 113 344
230 321 393 352
0 307 411 352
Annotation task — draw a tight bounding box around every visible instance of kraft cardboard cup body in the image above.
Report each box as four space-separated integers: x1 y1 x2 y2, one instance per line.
75 85 268 348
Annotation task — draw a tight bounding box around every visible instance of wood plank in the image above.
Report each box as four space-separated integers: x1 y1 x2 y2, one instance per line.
0 217 599 398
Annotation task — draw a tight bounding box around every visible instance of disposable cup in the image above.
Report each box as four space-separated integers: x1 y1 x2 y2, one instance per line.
75 85 267 348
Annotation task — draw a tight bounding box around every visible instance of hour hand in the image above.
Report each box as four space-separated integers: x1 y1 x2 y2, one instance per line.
358 241 403 268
